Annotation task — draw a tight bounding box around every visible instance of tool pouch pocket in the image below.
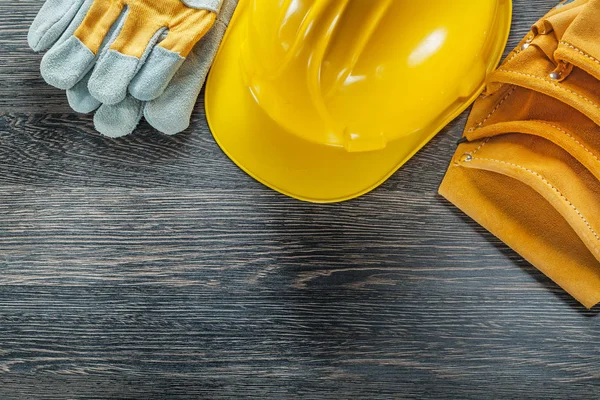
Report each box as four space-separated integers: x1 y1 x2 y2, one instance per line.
486 0 600 125
463 84 600 183
555 0 600 81
441 134 600 308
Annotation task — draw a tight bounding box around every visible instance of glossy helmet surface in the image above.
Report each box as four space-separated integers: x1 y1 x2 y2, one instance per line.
206 0 512 202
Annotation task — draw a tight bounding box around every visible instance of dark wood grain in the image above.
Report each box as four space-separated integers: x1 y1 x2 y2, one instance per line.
1 1 599 399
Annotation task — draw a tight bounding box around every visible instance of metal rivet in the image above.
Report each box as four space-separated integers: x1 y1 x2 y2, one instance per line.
549 71 562 80
460 153 473 163
521 36 534 50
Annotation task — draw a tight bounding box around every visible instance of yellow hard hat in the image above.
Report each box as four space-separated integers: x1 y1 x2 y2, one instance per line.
205 0 512 203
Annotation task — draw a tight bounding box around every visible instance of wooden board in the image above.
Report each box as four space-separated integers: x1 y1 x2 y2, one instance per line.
0 1 598 398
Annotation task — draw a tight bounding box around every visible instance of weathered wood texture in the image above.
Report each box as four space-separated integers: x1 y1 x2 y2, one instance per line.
0 1 599 399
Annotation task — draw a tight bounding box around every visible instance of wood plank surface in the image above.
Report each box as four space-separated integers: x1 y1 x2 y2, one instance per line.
0 0 599 398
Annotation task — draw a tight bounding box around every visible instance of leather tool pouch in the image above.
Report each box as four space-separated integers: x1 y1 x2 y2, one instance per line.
440 0 600 308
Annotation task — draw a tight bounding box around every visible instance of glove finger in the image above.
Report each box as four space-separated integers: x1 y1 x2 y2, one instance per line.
156 9 216 57
91 6 215 105
67 70 102 114
143 23 224 135
127 44 185 102
128 17 218 102
144 0 236 134
41 0 123 90
128 9 216 102
94 96 145 138
28 0 86 52
88 11 168 105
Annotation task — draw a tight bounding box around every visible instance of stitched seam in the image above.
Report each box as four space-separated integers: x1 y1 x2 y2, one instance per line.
559 41 600 65
471 156 600 241
468 87 516 132
453 138 491 167
471 138 490 156
497 69 600 111
537 122 600 165
504 32 536 65
470 121 600 165
505 49 522 64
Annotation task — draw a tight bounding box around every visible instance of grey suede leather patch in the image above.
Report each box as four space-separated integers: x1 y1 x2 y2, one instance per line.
67 71 102 114
87 19 167 105
37 0 126 91
28 0 85 51
36 0 129 93
88 49 139 105
129 46 185 101
94 96 145 138
182 0 223 13
145 17 229 135
135 27 169 76
41 35 95 90
56 0 95 47
216 0 237 26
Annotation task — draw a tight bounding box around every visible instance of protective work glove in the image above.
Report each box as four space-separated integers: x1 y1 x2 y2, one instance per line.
29 0 221 105
439 0 600 308
29 0 237 137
